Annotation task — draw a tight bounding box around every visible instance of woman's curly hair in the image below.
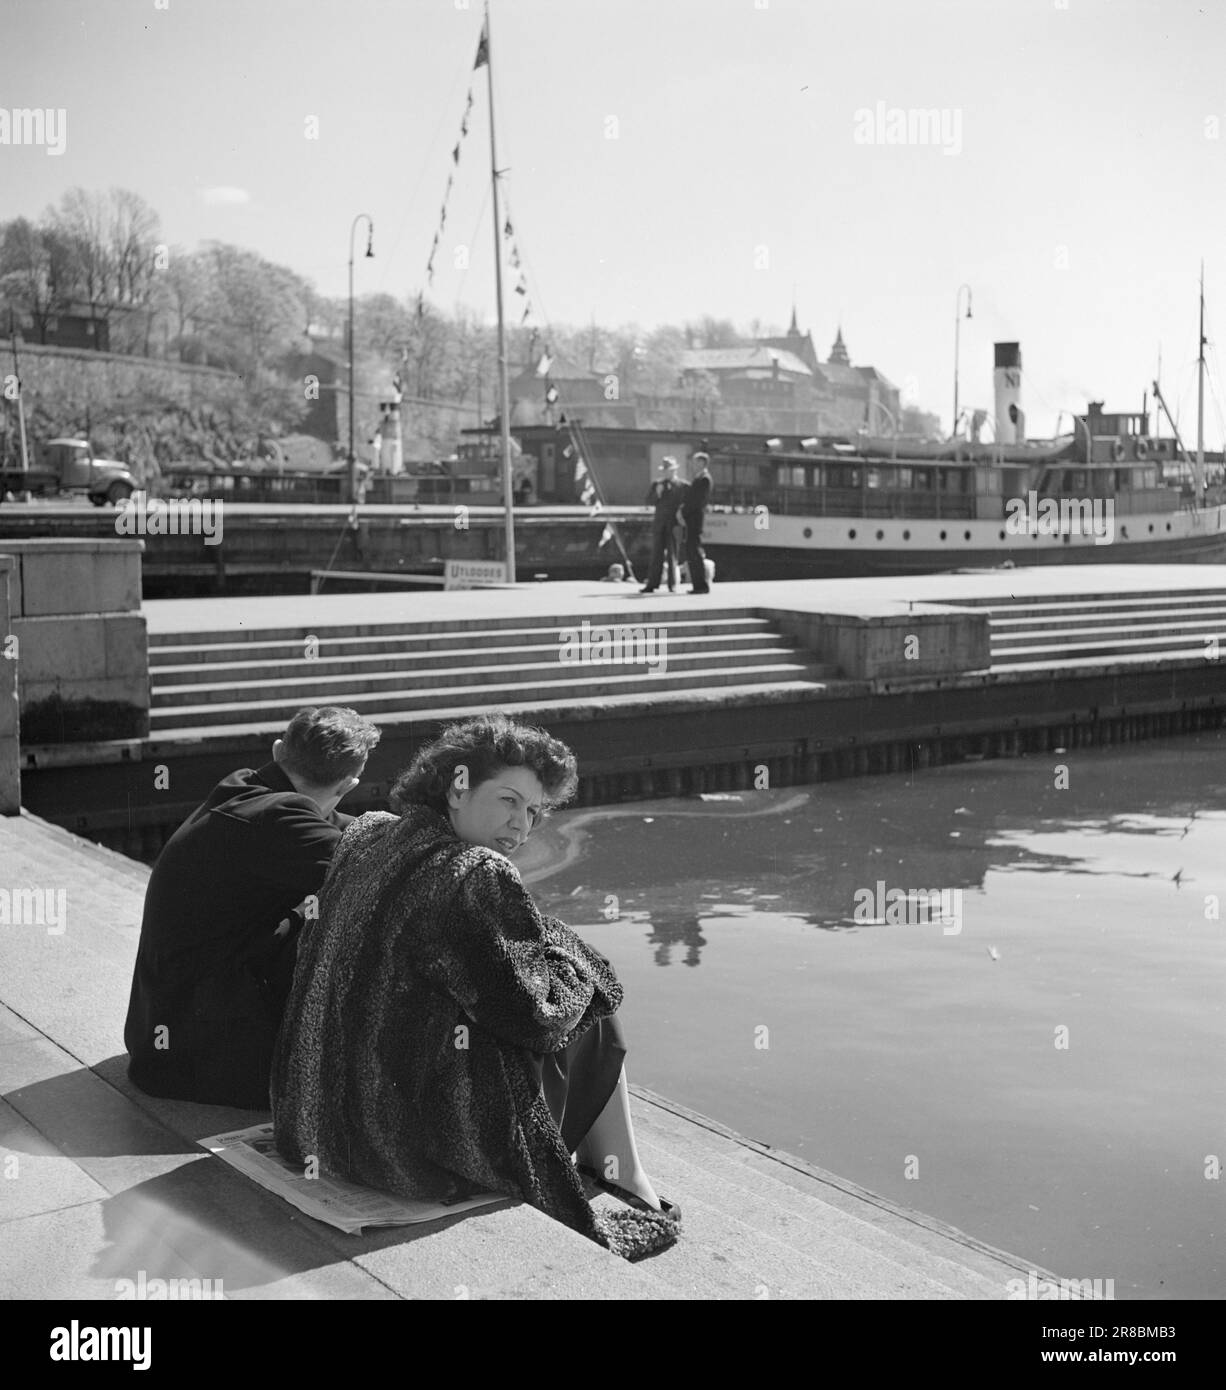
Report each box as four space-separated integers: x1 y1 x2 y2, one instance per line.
389 714 579 818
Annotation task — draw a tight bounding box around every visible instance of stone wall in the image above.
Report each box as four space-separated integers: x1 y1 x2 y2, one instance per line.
0 557 19 812
0 539 148 744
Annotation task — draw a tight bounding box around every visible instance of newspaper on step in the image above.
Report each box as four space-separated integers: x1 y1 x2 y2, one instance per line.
199 1122 505 1234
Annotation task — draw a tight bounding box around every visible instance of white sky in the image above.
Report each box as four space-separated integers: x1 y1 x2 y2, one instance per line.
3 0 1226 442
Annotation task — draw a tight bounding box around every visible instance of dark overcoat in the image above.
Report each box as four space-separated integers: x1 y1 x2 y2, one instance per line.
271 806 677 1260
124 762 349 1108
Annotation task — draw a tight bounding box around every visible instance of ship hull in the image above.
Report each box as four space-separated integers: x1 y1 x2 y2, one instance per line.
701 505 1226 580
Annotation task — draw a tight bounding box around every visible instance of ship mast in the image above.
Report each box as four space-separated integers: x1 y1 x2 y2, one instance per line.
1196 261 1206 505
483 2 516 581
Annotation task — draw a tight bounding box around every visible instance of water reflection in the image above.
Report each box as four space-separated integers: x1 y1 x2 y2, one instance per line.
645 912 707 967
524 755 1226 956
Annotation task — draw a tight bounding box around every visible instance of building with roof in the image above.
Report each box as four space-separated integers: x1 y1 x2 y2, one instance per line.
507 350 638 428
680 310 900 436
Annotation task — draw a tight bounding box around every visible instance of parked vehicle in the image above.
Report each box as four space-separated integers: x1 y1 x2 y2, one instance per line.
1 438 137 506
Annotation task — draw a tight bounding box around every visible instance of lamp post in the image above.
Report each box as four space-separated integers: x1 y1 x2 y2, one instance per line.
953 283 972 439
348 214 374 504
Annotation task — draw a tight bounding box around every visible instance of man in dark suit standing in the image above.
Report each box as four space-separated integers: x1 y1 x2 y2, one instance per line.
681 451 712 593
124 705 380 1108
641 456 686 593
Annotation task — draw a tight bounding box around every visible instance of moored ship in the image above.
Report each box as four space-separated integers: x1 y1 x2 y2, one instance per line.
698 341 1226 580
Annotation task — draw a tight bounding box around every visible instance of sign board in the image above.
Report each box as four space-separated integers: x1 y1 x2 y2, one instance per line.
444 559 509 590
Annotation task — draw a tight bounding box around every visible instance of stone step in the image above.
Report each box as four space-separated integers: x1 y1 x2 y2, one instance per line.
148 616 778 664
990 631 1223 662
629 1105 1010 1298
619 1134 975 1298
145 607 763 648
958 587 1226 612
146 679 831 742
991 606 1226 634
150 648 820 707
992 618 1226 646
149 633 791 685
148 664 831 728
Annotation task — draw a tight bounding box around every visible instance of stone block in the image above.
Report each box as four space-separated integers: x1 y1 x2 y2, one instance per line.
11 616 107 684
104 614 150 691
1 540 141 617
0 558 19 813
762 604 990 681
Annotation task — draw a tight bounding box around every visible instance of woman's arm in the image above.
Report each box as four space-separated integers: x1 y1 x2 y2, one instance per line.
418 854 623 1053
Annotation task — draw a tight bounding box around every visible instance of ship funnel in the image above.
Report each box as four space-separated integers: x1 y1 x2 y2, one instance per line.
994 342 1023 443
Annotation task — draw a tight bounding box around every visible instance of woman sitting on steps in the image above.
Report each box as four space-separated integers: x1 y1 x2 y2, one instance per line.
271 713 679 1261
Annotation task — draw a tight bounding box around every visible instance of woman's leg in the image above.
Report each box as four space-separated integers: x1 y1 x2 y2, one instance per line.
574 1065 662 1210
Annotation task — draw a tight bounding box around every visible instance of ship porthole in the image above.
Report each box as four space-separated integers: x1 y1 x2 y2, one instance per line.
1121 526 1128 538
998 530 1005 540
803 527 812 538
876 529 885 541
902 530 910 540
849 528 857 539
1166 523 1171 531
939 530 947 540
1149 524 1154 533
964 531 972 541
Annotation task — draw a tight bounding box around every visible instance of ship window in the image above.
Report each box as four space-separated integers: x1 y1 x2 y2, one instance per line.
913 468 932 489
1064 470 1087 492
897 467 912 489
791 466 807 488
866 468 881 489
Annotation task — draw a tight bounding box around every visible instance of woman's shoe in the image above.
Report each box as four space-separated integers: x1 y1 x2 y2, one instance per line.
579 1165 681 1222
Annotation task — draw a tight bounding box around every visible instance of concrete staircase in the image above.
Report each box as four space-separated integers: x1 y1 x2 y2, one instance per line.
147 607 836 737
975 586 1226 671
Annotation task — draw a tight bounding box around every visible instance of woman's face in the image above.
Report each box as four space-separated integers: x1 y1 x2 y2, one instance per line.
447 764 546 856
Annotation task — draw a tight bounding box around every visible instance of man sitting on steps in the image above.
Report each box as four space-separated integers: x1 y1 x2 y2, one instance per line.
123 705 381 1109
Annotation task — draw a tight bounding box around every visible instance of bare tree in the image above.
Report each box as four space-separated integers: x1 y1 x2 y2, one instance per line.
0 217 56 341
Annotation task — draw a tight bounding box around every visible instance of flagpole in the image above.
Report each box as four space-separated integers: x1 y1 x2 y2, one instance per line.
483 3 516 582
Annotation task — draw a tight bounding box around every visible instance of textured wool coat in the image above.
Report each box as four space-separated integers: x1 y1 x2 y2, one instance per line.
271 806 677 1261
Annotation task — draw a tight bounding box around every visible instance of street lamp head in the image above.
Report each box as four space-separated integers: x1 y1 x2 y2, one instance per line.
364 224 375 258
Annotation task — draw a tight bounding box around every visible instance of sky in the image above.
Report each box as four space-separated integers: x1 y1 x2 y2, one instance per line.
3 0 1226 443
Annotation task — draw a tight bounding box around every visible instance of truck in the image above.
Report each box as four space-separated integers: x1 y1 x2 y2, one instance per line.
1 438 137 506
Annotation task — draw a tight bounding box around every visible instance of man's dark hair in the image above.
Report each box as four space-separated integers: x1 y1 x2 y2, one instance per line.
280 706 381 787
390 714 578 817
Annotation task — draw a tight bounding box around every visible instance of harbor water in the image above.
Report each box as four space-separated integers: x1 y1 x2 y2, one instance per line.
522 731 1226 1300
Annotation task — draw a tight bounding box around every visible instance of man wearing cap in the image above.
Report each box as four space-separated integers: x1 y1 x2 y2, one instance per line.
641 456 686 593
681 452 712 594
